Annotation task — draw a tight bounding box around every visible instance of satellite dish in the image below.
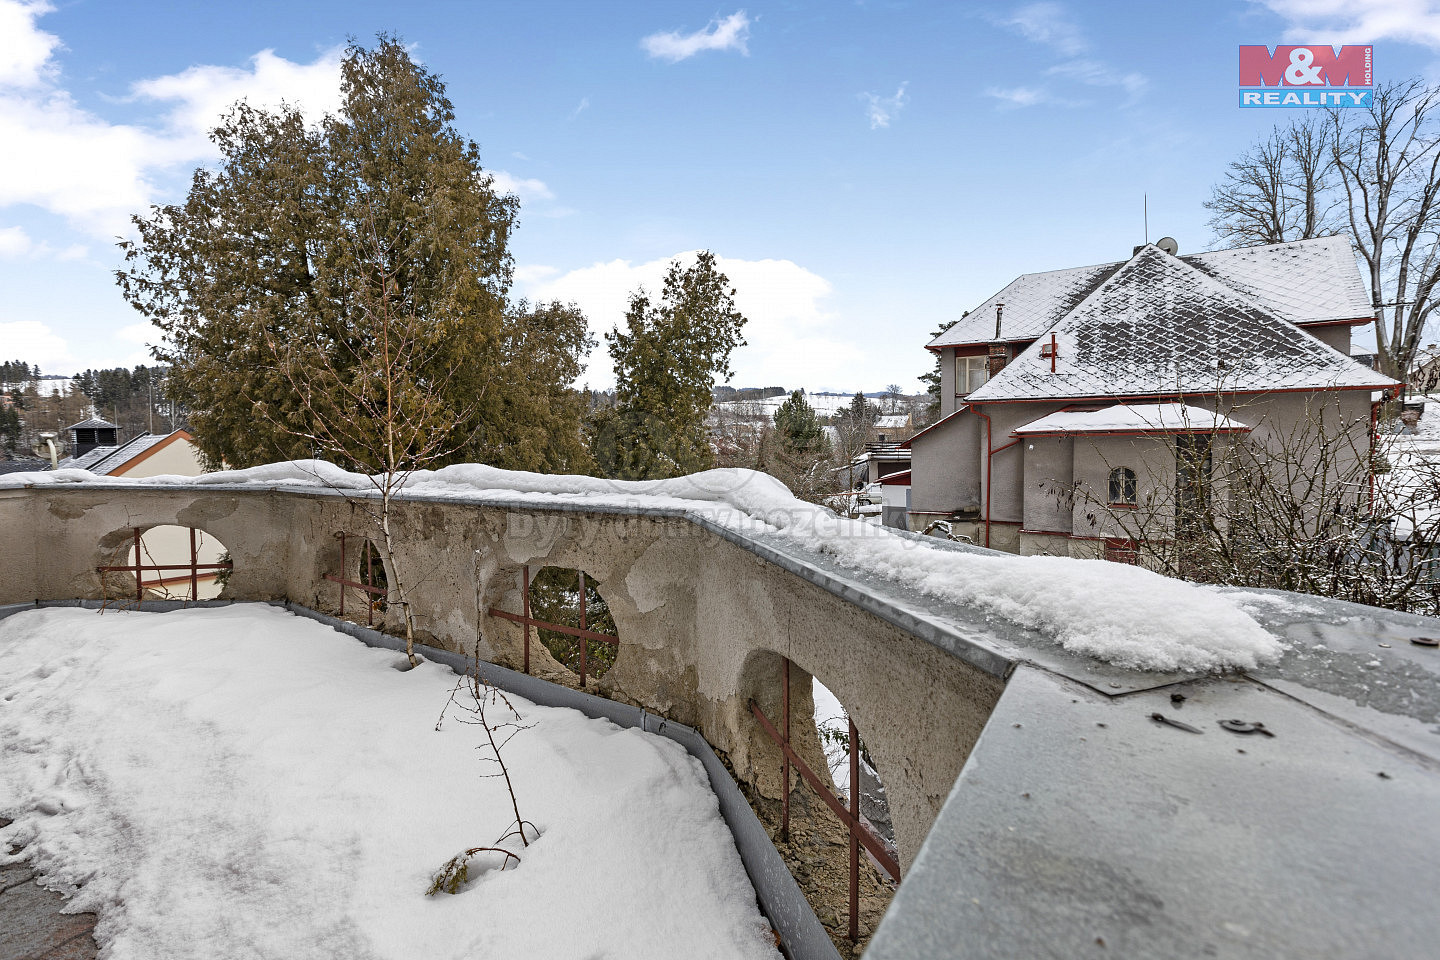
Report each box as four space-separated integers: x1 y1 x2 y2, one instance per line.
1157 237 1179 256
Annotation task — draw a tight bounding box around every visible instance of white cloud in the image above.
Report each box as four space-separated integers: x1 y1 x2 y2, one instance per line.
518 251 863 389
642 11 751 63
129 46 345 159
488 170 555 202
1047 59 1148 100
570 96 589 119
0 320 73 370
985 85 1066 108
861 83 908 129
1259 0 1440 50
985 4 1146 109
0 223 85 259
997 2 1088 56
512 264 560 285
0 0 59 88
0 1 344 237
0 224 30 256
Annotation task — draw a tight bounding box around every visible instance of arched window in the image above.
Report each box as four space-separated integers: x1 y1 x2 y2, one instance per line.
1108 466 1137 506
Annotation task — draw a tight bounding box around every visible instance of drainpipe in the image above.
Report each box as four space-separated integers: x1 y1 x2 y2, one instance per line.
973 405 994 548
38 431 58 470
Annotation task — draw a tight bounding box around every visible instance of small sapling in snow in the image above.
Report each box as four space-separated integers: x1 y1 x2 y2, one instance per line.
427 650 539 895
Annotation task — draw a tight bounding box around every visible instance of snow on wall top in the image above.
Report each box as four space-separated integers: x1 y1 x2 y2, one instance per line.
1012 403 1252 436
0 459 1284 674
966 245 1397 402
929 235 1372 351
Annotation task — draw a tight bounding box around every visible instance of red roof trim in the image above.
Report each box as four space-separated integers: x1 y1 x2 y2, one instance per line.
112 429 196 476
969 383 1394 405
879 469 911 485
1012 426 1252 438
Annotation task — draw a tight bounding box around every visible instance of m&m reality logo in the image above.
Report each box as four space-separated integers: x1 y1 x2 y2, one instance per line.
1238 45 1373 108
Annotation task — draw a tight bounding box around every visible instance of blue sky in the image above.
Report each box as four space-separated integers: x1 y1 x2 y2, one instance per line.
3 0 1439 393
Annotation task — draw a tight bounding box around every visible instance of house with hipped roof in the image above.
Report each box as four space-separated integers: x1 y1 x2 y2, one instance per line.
905 236 1398 558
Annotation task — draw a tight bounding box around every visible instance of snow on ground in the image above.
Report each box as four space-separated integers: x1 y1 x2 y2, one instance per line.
0 461 1283 672
0 606 779 960
811 679 848 793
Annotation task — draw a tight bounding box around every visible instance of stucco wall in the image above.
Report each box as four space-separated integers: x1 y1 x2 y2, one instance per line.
1304 322 1354 356
1020 435 1074 535
117 436 204 479
908 411 981 519
0 484 1004 871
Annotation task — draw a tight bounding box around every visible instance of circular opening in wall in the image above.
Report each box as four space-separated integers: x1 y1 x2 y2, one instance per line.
527 566 617 683
101 525 232 601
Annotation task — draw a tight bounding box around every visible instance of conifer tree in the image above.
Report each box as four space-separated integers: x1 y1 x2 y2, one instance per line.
591 251 747 479
117 37 592 474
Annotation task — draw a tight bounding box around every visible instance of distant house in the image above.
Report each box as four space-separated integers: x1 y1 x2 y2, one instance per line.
845 441 911 488
58 425 222 598
872 413 912 444
906 236 1397 557
59 423 205 478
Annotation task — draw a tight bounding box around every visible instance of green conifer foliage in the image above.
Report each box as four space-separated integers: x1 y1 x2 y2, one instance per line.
117 38 592 473
591 251 747 479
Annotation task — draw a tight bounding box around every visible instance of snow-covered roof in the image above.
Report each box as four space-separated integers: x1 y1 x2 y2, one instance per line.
1013 403 1253 436
58 432 172 476
929 235 1373 351
879 469 912 485
66 416 118 431
875 415 909 429
1182 234 1371 325
966 245 1397 402
929 262 1121 347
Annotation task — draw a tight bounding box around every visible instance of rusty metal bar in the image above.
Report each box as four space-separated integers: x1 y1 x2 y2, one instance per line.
322 574 386 596
485 608 619 645
579 570 588 688
363 539 374 626
133 527 142 601
337 532 346 616
849 715 860 943
749 700 900 880
522 565 530 675
189 527 198 601
782 658 791 844
96 565 230 572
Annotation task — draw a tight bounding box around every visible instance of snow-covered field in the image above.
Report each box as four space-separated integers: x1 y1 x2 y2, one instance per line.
0 605 779 960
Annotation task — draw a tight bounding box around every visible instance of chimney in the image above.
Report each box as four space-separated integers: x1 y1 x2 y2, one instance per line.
989 302 1009 377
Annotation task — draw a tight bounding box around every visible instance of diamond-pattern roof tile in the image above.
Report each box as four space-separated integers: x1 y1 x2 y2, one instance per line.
1182 234 1371 325
966 245 1396 402
930 236 1373 350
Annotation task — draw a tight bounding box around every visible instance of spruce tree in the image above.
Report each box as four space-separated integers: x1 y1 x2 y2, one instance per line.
592 251 746 479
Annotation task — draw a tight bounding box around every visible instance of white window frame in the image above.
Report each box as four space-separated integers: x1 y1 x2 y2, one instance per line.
955 355 989 396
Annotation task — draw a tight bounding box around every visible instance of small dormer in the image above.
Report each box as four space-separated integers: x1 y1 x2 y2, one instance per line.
67 417 119 456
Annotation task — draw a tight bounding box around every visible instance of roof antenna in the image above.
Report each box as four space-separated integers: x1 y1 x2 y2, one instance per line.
1144 193 1149 244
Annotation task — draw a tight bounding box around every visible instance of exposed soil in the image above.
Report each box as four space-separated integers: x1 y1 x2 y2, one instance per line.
740 776 897 958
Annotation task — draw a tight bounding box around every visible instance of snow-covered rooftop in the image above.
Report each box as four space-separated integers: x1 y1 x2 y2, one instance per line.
65 416 118 431
1012 403 1252 436
56 432 172 475
929 235 1374 351
966 245 1397 402
928 261 1121 348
